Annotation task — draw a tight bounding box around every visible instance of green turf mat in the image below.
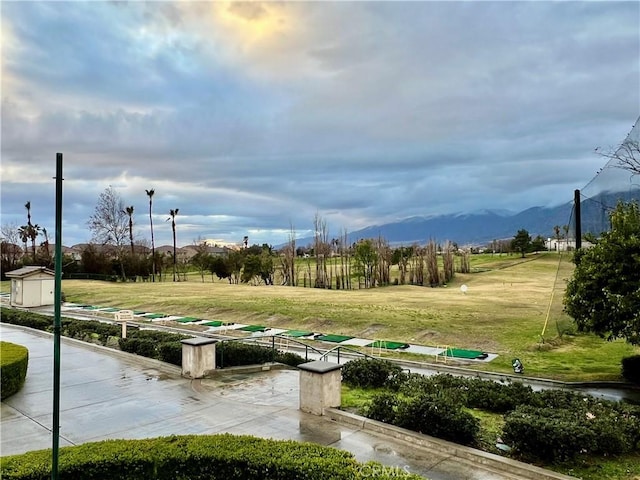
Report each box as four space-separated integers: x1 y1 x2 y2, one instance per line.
445 348 486 359
82 306 100 310
316 334 354 343
143 313 168 319
239 325 268 332
175 317 201 323
133 311 146 315
99 307 120 312
202 320 224 327
366 340 410 350
283 330 313 338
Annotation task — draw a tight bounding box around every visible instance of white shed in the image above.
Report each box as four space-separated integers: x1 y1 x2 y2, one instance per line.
6 266 55 308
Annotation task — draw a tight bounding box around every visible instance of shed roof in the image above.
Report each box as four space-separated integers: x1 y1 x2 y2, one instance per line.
6 266 55 278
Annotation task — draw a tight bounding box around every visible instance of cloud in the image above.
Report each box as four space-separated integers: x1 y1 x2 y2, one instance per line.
1 1 638 248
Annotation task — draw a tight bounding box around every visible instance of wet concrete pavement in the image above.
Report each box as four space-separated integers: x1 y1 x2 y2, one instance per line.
1 324 543 479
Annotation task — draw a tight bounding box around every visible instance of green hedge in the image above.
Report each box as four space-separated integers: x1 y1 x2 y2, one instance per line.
0 308 305 369
0 434 423 480
366 391 479 446
622 355 640 384
341 358 407 389
1 308 52 331
1 341 29 400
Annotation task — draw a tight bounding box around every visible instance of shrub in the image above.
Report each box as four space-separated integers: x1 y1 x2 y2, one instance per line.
118 338 158 359
395 393 479 446
0 341 29 400
63 320 121 344
274 351 306 367
1 308 51 331
622 355 640 384
465 378 538 413
216 341 275 368
0 434 424 480
158 342 182 366
341 358 406 389
503 405 597 462
365 391 401 424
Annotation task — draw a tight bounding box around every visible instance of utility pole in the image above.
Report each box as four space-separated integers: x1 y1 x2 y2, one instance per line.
52 153 63 480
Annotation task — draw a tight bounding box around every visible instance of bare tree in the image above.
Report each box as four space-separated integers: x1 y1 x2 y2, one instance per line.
598 137 640 177
280 223 297 286
88 186 129 277
313 213 330 288
425 240 440 287
442 241 455 283
191 237 210 283
168 208 179 281
1 222 22 272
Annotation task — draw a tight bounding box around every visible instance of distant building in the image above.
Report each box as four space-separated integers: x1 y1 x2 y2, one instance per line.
6 266 55 308
545 238 594 251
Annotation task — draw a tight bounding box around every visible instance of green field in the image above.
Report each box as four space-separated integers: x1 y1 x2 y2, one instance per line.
3 252 638 380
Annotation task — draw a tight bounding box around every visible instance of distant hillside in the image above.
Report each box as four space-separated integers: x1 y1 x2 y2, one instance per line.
290 189 639 248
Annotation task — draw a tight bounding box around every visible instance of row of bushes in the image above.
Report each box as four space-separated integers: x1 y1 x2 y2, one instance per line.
343 358 640 462
623 355 640 384
0 308 306 369
0 433 424 480
0 341 29 400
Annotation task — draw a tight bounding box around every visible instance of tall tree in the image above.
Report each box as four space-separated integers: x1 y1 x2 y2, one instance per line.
168 208 179 282
24 201 39 262
145 189 156 281
353 239 377 288
124 206 135 255
511 229 531 258
564 201 640 345
1 222 22 273
25 201 32 227
18 225 29 257
553 225 562 252
88 186 129 278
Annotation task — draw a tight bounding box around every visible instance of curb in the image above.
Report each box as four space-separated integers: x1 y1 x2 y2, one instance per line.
326 408 577 480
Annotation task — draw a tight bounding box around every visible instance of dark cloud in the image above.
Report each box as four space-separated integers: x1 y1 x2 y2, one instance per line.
1 1 638 247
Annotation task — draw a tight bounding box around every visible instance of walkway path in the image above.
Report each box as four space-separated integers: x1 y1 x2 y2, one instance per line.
1 324 556 479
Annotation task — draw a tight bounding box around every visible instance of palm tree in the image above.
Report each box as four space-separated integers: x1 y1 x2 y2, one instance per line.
25 201 32 226
168 208 179 282
124 206 135 255
145 189 156 281
18 225 29 260
28 224 40 262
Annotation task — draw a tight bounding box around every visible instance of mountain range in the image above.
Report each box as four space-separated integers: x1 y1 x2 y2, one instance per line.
292 189 640 248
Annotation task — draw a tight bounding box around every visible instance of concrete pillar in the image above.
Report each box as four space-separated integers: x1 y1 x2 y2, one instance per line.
181 337 217 379
298 360 342 415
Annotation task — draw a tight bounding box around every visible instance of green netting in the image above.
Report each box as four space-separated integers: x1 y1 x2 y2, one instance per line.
445 348 486 359
366 340 410 350
283 330 313 338
202 321 224 327
316 334 354 343
176 317 200 323
239 325 268 332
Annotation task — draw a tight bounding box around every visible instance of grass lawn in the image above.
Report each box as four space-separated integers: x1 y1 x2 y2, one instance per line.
2 252 638 380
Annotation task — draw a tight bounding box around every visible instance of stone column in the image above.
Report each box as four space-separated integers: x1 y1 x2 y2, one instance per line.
298 360 342 415
181 337 217 379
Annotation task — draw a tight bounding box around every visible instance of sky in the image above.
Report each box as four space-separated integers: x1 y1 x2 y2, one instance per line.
1 1 639 249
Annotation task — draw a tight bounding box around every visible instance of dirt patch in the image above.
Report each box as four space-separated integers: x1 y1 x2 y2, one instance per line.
360 324 386 337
